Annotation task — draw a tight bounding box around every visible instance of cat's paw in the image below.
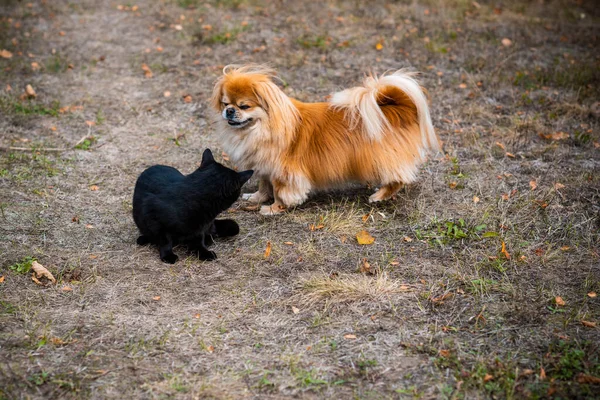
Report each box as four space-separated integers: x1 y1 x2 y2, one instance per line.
161 252 178 264
137 235 151 245
199 250 217 261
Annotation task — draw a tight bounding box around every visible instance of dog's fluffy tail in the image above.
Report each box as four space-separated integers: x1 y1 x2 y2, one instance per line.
330 70 439 152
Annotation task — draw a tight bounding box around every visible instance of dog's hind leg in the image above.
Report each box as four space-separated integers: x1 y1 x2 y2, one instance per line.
242 178 273 204
369 182 404 203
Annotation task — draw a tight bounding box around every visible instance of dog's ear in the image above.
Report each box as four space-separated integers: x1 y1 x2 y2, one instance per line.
238 169 254 185
201 148 215 167
210 75 225 111
251 79 300 143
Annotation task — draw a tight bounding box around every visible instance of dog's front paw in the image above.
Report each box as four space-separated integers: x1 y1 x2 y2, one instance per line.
161 252 178 264
260 204 286 216
243 191 270 204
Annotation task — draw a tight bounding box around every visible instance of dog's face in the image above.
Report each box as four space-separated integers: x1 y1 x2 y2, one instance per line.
212 76 268 130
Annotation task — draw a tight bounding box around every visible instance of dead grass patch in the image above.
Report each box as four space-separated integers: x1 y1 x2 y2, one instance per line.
296 272 414 306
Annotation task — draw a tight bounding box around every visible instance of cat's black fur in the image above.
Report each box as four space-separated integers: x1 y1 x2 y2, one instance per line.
132 149 253 264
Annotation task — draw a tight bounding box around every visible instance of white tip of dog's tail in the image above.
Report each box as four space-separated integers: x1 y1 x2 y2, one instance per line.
330 69 440 153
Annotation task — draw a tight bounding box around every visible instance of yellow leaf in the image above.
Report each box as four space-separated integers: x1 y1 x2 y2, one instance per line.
0 49 13 58
0 275 4 283
194 313 201 319
500 241 511 260
264 241 272 258
89 184 99 191
375 42 383 50
554 296 565 306
483 374 493 382
588 292 597 298
356 230 375 245
473 195 480 203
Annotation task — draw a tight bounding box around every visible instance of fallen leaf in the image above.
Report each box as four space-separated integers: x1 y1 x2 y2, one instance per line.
85 224 94 229
521 369 534 376
529 180 537 190
360 258 373 274
390 260 400 266
344 334 357 339
505 152 515 158
141 63 152 78
495 142 506 150
0 276 4 283
540 367 546 380
152 296 161 301
356 230 375 245
291 306 300 314
89 184 99 191
183 94 192 103
264 241 272 259
483 374 493 382
375 42 383 50
194 313 201 318
576 373 600 384
402 236 413 242
439 349 450 357
554 182 565 190
31 62 41 71
25 84 36 98
449 181 458 189
61 286 73 292
501 38 512 47
581 320 596 328
588 292 597 298
473 195 480 203
560 246 570 251
431 293 454 304
0 49 13 58
31 261 56 285
206 345 214 353
51 337 65 345
163 90 171 97
362 213 370 222
458 83 467 89
539 132 569 141
399 285 410 290
501 241 511 260
554 296 565 306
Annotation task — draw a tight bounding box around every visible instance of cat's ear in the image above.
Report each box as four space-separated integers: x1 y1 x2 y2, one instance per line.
200 148 215 168
238 170 254 185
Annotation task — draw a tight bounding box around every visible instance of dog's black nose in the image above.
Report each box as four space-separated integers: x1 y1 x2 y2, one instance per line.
225 107 235 118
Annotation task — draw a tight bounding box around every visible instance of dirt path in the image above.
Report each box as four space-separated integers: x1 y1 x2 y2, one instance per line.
1 0 599 398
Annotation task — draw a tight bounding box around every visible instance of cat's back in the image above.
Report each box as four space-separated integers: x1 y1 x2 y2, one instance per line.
135 165 184 195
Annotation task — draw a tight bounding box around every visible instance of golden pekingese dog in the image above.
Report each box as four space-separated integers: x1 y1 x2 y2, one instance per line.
211 65 440 215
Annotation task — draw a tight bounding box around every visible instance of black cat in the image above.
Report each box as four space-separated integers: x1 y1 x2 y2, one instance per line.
132 149 253 264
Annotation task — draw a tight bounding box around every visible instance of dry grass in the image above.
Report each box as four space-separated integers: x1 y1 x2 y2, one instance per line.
1 0 599 399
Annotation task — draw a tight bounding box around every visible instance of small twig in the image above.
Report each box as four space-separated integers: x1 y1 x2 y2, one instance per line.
0 146 68 152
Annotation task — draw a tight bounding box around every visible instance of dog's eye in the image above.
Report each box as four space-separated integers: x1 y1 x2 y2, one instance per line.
221 102 229 107
239 104 250 110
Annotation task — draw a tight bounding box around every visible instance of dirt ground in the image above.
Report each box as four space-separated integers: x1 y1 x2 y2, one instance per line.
1 0 599 399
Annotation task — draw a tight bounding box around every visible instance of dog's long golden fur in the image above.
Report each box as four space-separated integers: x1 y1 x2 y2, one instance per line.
211 65 440 215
